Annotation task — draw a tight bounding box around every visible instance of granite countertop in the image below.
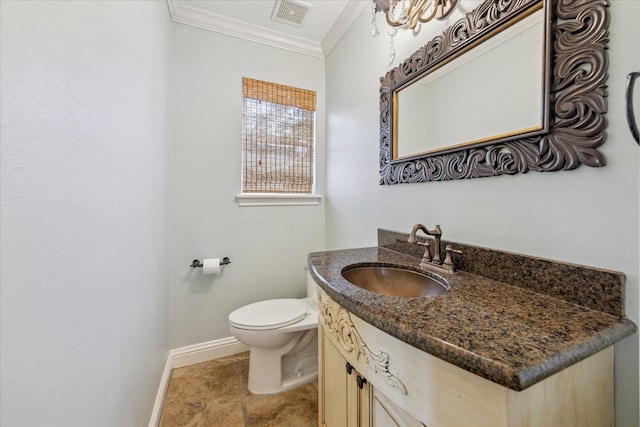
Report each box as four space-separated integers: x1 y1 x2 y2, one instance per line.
307 246 636 391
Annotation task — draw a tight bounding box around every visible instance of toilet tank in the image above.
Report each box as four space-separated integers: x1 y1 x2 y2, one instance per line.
306 270 317 300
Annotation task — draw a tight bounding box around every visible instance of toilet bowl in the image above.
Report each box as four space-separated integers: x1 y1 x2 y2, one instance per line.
228 280 318 394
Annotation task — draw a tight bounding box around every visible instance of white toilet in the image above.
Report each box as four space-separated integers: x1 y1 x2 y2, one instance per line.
228 277 318 394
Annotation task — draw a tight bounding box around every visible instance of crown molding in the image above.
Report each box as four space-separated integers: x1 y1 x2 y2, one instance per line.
321 1 368 56
167 0 367 59
168 0 323 58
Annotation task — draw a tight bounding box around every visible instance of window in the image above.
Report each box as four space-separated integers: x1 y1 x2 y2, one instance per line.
241 77 316 196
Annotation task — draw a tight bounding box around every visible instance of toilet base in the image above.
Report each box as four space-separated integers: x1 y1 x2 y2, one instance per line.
247 329 318 394
248 355 318 394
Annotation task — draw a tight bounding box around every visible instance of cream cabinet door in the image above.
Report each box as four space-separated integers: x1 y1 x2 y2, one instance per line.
320 331 349 427
319 327 371 427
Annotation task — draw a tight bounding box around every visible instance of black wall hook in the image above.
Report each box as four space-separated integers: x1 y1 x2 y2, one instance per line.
626 71 639 145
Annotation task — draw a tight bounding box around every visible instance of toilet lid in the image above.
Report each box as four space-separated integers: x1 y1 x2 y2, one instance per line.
229 298 307 330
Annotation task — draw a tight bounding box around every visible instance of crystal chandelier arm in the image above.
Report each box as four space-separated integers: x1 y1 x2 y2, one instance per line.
417 0 458 23
385 0 408 28
381 0 459 29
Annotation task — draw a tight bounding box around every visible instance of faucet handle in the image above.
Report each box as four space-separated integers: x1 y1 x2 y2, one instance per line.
416 240 432 262
444 245 463 272
445 244 462 254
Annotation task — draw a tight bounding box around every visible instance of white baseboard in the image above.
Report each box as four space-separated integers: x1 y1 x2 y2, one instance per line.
148 336 250 427
170 336 249 369
148 354 173 427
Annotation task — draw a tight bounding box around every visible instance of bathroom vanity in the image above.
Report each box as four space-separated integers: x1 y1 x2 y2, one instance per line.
308 230 636 427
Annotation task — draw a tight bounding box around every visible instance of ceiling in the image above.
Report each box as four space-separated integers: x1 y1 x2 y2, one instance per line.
167 0 369 58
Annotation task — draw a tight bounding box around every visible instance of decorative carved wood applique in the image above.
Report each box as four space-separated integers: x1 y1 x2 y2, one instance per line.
319 292 408 394
379 0 609 184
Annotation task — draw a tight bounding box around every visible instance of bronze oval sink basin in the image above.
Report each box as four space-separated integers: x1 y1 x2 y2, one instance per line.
342 265 448 298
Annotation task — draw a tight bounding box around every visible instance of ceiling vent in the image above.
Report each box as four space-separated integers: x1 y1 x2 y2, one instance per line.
271 0 311 27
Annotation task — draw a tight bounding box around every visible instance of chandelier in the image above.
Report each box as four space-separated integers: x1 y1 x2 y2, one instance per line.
371 0 459 62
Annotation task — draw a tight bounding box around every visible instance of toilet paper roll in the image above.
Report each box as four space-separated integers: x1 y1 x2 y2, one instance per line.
202 258 221 275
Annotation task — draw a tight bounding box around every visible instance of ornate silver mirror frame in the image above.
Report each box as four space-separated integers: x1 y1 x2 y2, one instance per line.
379 0 609 184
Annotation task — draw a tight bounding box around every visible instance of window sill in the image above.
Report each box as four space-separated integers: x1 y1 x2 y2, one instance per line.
235 194 322 207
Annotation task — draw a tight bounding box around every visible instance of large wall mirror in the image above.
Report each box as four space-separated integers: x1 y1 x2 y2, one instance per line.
379 0 609 184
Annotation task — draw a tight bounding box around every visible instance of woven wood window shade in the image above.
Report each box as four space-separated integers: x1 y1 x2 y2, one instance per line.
242 77 316 194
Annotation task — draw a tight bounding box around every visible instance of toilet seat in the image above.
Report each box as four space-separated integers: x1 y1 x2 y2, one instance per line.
229 298 307 331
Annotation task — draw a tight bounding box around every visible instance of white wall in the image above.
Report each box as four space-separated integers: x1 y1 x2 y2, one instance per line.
2 0 635 424
170 24 326 348
325 2 639 426
0 1 172 425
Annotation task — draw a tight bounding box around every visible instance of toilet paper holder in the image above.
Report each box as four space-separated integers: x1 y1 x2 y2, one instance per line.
190 257 231 268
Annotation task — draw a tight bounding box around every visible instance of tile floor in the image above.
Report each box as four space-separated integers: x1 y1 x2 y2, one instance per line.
159 352 318 427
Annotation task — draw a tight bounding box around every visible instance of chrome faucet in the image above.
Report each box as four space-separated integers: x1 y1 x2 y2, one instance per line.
408 224 462 273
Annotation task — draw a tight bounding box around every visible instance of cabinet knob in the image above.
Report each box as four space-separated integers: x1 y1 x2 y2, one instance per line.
346 362 354 375
356 375 367 389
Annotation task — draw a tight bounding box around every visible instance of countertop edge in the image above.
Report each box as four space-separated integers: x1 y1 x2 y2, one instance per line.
307 248 637 391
